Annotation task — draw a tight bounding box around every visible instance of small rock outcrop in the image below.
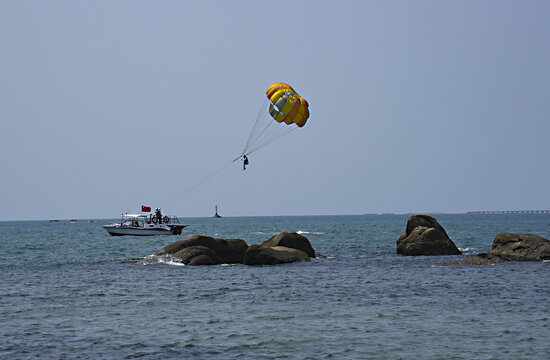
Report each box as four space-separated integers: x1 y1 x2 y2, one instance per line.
174 246 222 266
156 234 248 264
397 214 461 256
261 232 315 258
244 244 310 266
445 253 508 266
448 233 550 266
490 233 550 261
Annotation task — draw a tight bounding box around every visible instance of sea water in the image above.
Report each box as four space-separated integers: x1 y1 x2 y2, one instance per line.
1 214 549 359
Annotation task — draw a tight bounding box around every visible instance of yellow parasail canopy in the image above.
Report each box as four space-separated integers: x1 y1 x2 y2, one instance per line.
266 82 309 127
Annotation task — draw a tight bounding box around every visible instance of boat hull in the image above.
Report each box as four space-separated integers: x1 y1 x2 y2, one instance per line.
103 224 186 236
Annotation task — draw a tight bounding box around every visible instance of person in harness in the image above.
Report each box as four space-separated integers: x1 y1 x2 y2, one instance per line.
242 155 249 170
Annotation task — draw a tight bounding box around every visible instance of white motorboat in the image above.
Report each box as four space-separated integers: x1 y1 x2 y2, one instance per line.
103 213 187 236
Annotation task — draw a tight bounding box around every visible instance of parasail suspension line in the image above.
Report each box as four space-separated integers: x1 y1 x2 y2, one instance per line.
241 97 299 156
243 99 269 154
161 158 239 208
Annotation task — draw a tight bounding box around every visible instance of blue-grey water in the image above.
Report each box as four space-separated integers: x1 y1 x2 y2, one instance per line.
1 214 549 359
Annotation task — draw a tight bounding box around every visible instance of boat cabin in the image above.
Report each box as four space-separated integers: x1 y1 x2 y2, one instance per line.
119 213 181 228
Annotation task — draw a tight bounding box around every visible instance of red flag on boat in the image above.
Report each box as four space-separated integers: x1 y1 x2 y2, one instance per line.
141 205 151 212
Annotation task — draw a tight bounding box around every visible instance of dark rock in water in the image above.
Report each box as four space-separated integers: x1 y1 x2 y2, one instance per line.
261 232 315 258
490 233 550 261
444 233 550 266
244 244 310 266
121 257 146 263
156 234 248 264
244 231 318 265
397 214 461 256
174 246 222 266
445 253 508 266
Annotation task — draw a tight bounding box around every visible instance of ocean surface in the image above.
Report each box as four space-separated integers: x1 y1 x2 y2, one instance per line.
1 213 549 359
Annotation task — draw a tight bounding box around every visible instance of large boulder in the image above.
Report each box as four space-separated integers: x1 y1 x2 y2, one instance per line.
261 232 315 258
173 246 222 266
397 215 461 256
156 234 248 264
244 245 310 266
445 233 550 266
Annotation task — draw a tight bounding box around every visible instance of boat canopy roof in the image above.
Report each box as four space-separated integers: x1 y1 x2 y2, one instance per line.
121 213 178 219
121 213 148 219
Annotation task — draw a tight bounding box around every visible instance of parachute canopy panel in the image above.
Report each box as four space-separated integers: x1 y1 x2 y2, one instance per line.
266 82 309 127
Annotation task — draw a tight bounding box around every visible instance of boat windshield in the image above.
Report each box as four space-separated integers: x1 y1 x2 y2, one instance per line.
120 214 147 227
122 218 144 227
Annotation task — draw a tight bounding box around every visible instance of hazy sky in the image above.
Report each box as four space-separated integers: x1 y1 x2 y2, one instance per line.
1 1 549 220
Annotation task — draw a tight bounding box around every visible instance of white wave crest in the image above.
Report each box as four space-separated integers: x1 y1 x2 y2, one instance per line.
138 254 185 266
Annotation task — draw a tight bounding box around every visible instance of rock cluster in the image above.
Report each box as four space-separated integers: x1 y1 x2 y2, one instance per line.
396 214 461 256
396 215 550 266
155 232 317 266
